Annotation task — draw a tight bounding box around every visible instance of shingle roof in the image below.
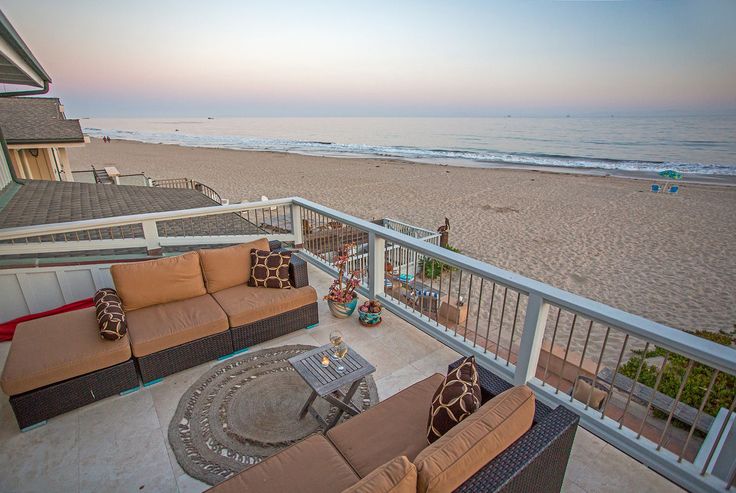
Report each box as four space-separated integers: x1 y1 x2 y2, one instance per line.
0 97 84 144
0 180 264 235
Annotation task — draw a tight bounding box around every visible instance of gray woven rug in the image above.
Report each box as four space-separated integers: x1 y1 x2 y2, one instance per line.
168 344 379 485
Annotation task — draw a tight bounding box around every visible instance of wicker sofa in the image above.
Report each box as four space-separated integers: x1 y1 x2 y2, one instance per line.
109 238 318 384
0 239 319 429
206 360 579 493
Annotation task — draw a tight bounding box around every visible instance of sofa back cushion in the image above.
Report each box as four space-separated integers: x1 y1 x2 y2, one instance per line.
110 251 206 311
199 239 270 293
413 385 535 493
342 456 417 493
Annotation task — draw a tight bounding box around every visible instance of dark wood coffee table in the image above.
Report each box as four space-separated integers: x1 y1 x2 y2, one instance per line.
289 344 375 431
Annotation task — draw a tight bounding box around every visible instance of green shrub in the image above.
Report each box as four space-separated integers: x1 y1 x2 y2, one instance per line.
419 244 461 279
619 328 735 418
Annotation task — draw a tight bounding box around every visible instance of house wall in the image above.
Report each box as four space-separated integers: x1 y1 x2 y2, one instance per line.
7 144 81 181
0 264 114 323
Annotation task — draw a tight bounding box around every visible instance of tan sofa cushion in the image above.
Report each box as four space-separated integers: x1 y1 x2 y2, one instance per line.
573 378 607 410
0 308 131 396
211 283 317 327
206 434 359 493
327 373 445 477
199 239 270 293
125 294 228 357
341 456 417 493
414 385 535 493
111 251 206 311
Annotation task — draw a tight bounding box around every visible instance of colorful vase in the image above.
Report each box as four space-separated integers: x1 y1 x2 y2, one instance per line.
327 298 358 318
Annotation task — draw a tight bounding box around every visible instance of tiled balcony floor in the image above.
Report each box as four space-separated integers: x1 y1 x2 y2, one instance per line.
0 265 682 493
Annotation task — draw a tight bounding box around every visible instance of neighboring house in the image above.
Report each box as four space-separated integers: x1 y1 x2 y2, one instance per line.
0 97 87 181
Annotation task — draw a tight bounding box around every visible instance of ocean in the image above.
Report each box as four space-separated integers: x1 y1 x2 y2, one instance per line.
82 116 736 176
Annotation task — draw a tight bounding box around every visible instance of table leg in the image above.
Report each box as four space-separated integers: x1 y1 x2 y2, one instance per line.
299 390 318 419
326 380 362 430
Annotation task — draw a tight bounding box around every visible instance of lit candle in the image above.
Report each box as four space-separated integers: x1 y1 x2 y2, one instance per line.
321 355 330 367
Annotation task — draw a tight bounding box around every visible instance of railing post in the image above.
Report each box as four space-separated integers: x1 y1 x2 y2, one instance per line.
513 293 549 385
291 204 303 248
368 231 385 300
141 220 161 256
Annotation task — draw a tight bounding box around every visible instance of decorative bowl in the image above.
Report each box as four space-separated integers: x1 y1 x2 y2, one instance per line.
359 310 382 327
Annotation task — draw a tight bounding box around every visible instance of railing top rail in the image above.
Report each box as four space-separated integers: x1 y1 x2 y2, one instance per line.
0 197 295 240
294 197 736 375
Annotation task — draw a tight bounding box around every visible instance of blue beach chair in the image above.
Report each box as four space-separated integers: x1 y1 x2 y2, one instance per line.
651 184 662 193
668 185 679 194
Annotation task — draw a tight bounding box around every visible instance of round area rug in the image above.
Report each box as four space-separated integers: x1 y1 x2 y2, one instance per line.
168 344 379 485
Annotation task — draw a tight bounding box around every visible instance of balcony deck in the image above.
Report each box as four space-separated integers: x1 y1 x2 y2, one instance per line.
0 265 683 493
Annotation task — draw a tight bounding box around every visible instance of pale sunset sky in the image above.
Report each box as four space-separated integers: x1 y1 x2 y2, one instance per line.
2 0 735 117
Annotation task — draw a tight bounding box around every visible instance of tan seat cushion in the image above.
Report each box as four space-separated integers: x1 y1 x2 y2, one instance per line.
573 379 607 410
110 251 206 311
125 294 228 357
206 434 359 493
414 385 535 493
327 373 445 477
341 456 417 493
0 308 131 396
199 239 270 293
211 283 317 327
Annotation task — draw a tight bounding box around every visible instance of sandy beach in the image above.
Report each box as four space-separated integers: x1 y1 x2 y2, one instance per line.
70 139 736 337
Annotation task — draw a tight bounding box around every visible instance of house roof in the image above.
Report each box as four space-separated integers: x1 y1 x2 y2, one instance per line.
0 9 51 90
0 97 84 145
0 180 261 232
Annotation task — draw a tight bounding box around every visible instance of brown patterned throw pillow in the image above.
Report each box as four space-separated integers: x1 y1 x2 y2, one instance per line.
427 356 482 443
249 249 292 289
94 288 127 341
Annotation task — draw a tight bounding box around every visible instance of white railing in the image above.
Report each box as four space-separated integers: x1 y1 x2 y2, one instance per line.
0 198 295 257
292 197 736 493
0 196 733 492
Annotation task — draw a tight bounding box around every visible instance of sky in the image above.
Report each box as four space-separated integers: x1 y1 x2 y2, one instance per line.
2 0 735 117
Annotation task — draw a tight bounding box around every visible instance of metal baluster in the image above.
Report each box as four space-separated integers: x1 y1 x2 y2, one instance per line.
428 254 436 319
542 307 562 387
555 314 578 395
700 394 736 476
494 287 508 360
412 246 419 311
678 370 718 463
463 274 474 342
600 334 629 419
618 341 650 429
454 271 463 337
472 279 485 348
506 292 521 365
483 283 496 354
657 360 694 451
436 263 444 327
636 351 670 439
585 326 610 410
569 320 594 401
444 267 453 332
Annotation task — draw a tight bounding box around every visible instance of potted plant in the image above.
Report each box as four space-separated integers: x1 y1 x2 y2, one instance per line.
325 245 361 318
358 299 383 327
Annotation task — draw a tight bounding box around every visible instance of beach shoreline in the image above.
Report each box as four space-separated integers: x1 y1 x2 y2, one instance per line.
69 138 736 337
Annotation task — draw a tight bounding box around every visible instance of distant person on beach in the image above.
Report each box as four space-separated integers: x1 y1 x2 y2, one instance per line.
102 136 107 143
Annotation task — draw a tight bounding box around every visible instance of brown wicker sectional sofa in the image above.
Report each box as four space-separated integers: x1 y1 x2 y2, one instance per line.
206 360 579 493
0 238 319 429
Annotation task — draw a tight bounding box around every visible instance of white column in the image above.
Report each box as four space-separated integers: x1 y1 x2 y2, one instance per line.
513 293 550 385
141 220 161 255
368 232 385 300
291 204 303 248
